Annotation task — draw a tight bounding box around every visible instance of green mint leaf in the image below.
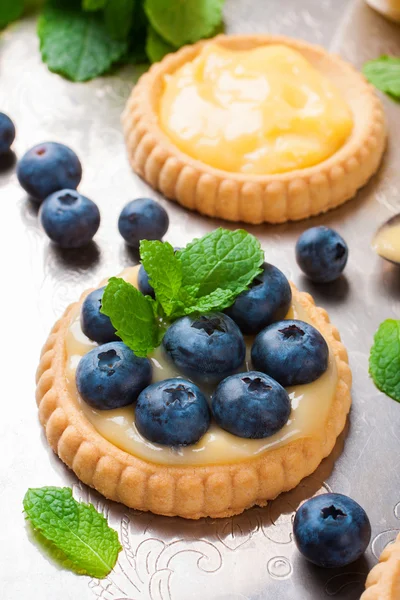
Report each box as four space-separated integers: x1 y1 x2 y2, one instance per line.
181 287 236 316
363 56 400 100
0 0 24 28
144 0 225 48
23 487 121 579
178 228 264 297
82 0 107 11
101 277 160 356
370 319 400 402
146 26 175 63
38 0 128 82
139 240 182 316
104 0 135 40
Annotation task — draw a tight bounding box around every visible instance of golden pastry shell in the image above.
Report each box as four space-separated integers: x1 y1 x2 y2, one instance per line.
123 34 386 224
361 533 400 600
36 281 351 519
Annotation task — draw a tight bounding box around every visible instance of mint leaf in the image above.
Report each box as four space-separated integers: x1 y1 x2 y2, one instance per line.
23 487 121 578
370 319 400 402
82 0 106 10
0 0 24 28
101 277 160 356
146 26 175 63
363 56 400 100
178 228 264 297
144 0 225 47
104 0 135 40
140 240 182 316
181 287 236 315
38 0 128 82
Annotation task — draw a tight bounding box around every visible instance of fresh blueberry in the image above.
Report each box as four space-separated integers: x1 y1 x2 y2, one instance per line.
293 493 371 568
296 226 348 283
225 262 292 335
76 341 152 410
251 319 329 386
163 313 246 383
0 113 15 154
17 142 82 202
212 371 291 439
138 264 155 298
118 198 169 247
135 378 210 446
40 189 100 248
81 287 118 344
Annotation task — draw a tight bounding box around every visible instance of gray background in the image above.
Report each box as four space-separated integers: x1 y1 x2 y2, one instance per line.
0 1 400 598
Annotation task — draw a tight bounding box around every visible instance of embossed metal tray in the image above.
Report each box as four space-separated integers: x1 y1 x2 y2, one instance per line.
1 1 400 598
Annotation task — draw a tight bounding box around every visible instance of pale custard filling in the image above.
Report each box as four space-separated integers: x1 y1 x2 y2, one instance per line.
158 43 353 175
372 222 400 263
65 266 337 466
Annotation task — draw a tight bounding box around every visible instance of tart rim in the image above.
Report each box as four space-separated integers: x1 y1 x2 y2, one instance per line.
36 281 351 519
122 34 386 224
361 533 400 600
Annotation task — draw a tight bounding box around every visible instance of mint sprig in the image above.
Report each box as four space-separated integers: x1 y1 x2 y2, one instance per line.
23 487 121 578
0 0 24 28
370 319 400 402
363 56 400 100
102 228 264 357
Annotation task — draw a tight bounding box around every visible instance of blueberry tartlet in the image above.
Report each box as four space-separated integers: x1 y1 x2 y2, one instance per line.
36 229 352 519
361 532 400 599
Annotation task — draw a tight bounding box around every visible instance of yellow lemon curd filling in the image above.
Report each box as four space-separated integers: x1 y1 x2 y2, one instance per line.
158 43 354 175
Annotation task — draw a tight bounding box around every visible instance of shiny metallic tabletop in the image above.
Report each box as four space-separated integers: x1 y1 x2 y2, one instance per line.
1 1 400 598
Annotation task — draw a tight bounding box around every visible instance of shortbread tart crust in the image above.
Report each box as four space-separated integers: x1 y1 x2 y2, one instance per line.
123 34 386 225
36 283 351 519
361 533 400 600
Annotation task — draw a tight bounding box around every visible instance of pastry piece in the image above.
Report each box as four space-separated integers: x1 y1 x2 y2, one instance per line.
123 34 386 224
36 267 351 519
361 533 400 599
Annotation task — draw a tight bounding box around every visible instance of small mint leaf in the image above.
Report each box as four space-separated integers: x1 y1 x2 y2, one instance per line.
38 0 128 82
101 277 159 356
104 0 135 40
178 228 264 297
139 240 182 317
0 0 24 28
363 56 400 100
23 487 121 579
370 319 400 402
146 26 175 63
82 0 107 11
181 287 236 315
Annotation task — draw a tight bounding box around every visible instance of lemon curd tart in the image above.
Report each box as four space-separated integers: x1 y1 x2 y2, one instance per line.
36 265 351 519
361 532 400 599
123 35 386 224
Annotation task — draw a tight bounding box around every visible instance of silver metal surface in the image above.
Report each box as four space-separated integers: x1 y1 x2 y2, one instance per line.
1 1 399 598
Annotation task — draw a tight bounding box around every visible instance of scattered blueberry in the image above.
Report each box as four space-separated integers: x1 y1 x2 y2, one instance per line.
293 493 371 568
118 198 169 247
0 112 15 154
138 264 155 298
251 319 329 386
135 378 210 446
296 226 348 283
163 313 246 383
212 371 291 439
81 287 119 344
76 341 152 410
39 189 100 248
225 262 292 334
17 142 82 202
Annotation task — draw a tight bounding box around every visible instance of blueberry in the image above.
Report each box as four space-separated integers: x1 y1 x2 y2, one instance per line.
293 493 371 568
296 226 348 283
17 142 82 202
251 319 329 386
81 287 119 344
40 189 100 248
118 198 169 247
0 113 15 154
135 378 210 446
76 341 152 410
138 264 155 298
163 313 246 383
212 371 291 439
225 262 292 335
